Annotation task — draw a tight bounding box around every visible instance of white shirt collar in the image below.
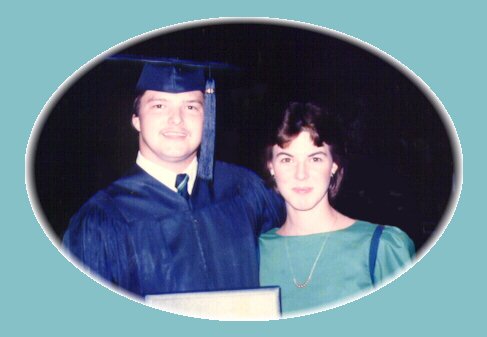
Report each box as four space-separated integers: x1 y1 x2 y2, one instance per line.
136 152 197 194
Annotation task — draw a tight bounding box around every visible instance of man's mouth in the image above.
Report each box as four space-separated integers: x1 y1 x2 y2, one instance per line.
162 130 187 138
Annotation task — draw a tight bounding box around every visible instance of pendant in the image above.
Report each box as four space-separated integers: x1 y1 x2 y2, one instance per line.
293 277 311 288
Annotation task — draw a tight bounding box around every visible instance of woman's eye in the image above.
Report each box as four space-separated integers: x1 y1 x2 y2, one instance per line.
280 157 292 163
153 104 164 109
311 157 323 162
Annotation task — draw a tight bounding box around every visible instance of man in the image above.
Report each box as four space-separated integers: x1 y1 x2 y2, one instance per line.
63 60 284 298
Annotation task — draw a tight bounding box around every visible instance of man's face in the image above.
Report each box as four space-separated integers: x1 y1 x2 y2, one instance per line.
132 90 205 172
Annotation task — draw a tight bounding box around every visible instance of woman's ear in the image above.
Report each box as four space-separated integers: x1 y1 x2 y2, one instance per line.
332 162 338 176
268 162 275 176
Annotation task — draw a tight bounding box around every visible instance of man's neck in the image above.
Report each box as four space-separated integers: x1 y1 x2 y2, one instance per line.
136 152 198 193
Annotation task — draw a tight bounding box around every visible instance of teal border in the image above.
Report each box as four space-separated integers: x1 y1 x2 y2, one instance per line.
7 1 480 335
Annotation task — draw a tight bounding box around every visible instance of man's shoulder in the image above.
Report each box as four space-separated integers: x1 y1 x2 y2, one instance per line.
210 161 268 200
71 187 125 223
213 161 261 182
70 166 157 223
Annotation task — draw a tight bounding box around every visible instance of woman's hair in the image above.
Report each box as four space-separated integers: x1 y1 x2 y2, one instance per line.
265 102 347 201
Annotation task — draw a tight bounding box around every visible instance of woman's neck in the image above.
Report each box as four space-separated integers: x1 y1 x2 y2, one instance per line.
278 201 338 236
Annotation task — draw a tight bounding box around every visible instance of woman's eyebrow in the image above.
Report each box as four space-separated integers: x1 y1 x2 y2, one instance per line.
308 151 328 157
275 152 293 158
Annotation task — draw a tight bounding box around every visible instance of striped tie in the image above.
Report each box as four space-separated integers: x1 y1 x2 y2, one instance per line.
175 174 190 200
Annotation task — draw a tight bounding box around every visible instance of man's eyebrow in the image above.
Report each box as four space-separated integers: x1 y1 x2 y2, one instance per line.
184 99 204 105
146 97 168 103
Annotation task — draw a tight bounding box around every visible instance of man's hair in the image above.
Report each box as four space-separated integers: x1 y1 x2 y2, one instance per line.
265 102 347 201
132 94 143 116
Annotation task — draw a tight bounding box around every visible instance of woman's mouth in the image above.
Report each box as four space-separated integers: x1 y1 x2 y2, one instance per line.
292 187 313 194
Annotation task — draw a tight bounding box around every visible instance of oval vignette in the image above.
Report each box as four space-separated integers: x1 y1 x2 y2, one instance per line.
26 18 462 320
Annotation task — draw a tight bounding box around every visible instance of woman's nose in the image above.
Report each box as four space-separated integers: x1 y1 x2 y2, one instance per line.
294 162 309 180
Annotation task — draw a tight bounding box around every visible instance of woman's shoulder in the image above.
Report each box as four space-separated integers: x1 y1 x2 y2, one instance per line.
352 221 410 237
358 222 416 257
342 219 376 234
381 225 415 255
381 224 413 240
350 221 415 253
259 227 280 239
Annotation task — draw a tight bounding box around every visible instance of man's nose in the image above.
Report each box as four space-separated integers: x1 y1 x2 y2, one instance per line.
168 107 183 125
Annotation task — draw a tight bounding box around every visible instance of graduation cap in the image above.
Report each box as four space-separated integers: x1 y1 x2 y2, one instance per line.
108 54 236 181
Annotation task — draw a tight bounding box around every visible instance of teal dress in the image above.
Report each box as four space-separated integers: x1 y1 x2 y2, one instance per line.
259 221 415 315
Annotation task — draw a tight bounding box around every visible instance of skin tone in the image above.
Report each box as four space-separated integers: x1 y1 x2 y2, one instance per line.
132 90 204 173
268 131 355 236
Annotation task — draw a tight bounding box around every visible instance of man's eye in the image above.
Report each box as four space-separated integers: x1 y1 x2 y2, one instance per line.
187 105 199 111
153 104 164 109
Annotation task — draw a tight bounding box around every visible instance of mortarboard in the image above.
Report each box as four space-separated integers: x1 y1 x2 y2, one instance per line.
108 55 234 181
136 63 206 93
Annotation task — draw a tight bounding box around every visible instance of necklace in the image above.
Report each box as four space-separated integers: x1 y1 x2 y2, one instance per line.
283 214 337 289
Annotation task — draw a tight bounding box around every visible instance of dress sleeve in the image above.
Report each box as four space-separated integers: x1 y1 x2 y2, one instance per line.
374 226 415 283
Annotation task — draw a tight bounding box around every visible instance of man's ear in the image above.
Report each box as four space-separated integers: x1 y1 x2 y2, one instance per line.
132 114 141 132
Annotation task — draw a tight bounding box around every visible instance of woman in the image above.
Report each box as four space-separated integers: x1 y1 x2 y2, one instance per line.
259 102 415 316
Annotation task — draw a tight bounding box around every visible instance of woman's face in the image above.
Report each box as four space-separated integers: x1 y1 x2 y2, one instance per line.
268 131 338 212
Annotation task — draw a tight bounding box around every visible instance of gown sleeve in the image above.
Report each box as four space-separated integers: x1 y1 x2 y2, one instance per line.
373 226 415 283
62 198 120 284
237 171 286 234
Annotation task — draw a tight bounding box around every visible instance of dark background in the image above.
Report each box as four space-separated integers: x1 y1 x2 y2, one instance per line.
32 22 455 252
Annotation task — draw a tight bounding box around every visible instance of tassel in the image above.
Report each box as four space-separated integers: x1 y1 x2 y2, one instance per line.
198 78 216 180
